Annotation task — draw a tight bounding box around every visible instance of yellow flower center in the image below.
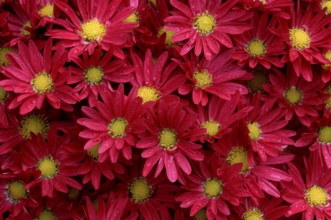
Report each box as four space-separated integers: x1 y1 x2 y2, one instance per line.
22 21 32 36
246 39 266 57
0 47 12 66
193 70 212 89
159 128 177 150
305 185 329 206
202 120 220 137
39 4 54 18
81 19 106 42
129 178 152 203
68 188 80 200
124 12 139 23
31 72 54 94
86 143 100 160
149 0 156 6
84 66 104 84
284 86 302 105
203 178 222 198
108 118 128 138
247 70 268 93
325 88 331 109
137 86 160 104
243 208 265 220
322 1 331 14
38 210 56 220
247 122 261 141
195 209 207 220
194 12 216 36
7 181 27 202
37 156 58 179
289 28 311 50
158 27 175 46
19 114 49 139
0 86 8 103
318 126 331 144
226 147 250 172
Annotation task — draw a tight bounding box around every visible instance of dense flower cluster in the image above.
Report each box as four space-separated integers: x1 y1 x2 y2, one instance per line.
0 0 331 219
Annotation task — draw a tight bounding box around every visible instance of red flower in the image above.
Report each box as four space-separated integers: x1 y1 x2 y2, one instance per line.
164 0 251 60
240 0 293 19
136 97 205 183
0 39 78 115
178 50 251 106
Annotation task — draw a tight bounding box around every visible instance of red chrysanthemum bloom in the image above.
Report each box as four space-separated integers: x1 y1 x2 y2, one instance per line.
68 47 133 107
78 85 144 163
47 0 138 60
275 4 331 81
131 49 186 105
33 0 58 27
178 50 251 106
0 39 78 115
321 52 331 83
176 156 248 219
263 67 327 127
22 128 82 198
164 0 251 60
136 97 205 183
240 0 293 19
232 13 285 69
282 153 331 219
244 93 296 161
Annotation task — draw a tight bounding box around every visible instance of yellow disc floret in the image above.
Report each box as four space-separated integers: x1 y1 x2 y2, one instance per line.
7 181 27 202
19 114 49 139
203 178 222 198
81 19 106 42
86 143 100 160
129 178 152 203
247 70 268 93
202 120 220 137
284 86 302 105
247 122 261 141
22 21 32 36
31 72 54 94
38 210 57 220
318 126 331 144
322 1 331 14
243 208 265 220
108 118 128 138
193 70 212 89
159 128 177 150
158 27 175 46
84 66 104 85
289 28 311 50
37 156 59 179
226 147 250 172
137 86 160 103
0 86 8 103
39 4 54 18
246 39 266 57
305 185 329 206
195 209 207 220
0 47 13 66
124 12 139 23
194 12 216 36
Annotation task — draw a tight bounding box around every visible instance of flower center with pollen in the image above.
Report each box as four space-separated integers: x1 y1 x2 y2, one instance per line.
322 1 331 14
0 87 8 103
86 143 100 160
22 21 32 36
247 70 268 93
84 66 104 84
159 128 177 150
318 126 331 144
158 27 175 46
305 185 329 206
129 178 152 203
202 120 220 137
32 72 54 94
226 147 250 172
37 156 59 179
38 210 57 220
39 4 54 17
0 47 12 66
108 118 128 138
19 114 49 139
137 86 160 103
284 86 302 105
194 70 212 89
81 19 106 42
195 209 207 220
124 12 139 23
289 28 311 50
243 208 264 220
247 122 261 141
203 178 222 198
246 39 266 57
194 12 216 36
7 181 27 202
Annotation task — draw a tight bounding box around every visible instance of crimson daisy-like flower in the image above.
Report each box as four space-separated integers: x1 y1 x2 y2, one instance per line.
232 13 285 69
130 49 186 105
240 0 293 19
22 128 82 198
68 47 133 107
77 84 144 163
136 97 205 183
282 153 331 219
178 50 251 106
0 39 78 115
263 67 326 127
164 0 251 60
47 0 138 60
